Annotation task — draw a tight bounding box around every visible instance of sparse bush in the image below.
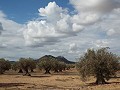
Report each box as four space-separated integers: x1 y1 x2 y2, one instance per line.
76 48 119 84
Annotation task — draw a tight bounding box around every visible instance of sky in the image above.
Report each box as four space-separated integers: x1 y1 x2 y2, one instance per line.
0 0 120 61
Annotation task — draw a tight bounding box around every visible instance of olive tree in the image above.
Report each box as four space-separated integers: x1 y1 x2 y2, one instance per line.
57 61 66 72
52 60 60 73
52 60 66 73
11 61 23 73
0 58 11 74
28 58 36 72
18 58 36 76
38 55 56 74
76 48 119 84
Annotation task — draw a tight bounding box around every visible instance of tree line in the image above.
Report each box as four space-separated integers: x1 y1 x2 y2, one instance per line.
0 55 75 76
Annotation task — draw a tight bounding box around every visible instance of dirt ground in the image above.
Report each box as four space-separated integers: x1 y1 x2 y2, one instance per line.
0 69 120 90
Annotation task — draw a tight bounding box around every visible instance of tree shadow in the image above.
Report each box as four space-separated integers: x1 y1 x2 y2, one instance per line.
0 83 27 87
30 75 51 78
111 77 120 78
85 81 120 86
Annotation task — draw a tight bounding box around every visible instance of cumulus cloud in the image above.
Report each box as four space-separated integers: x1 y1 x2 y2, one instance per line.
70 0 120 26
70 0 120 13
23 2 83 47
0 11 23 33
23 0 120 49
0 11 24 49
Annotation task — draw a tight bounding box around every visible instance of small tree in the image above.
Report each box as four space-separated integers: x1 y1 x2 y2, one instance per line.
38 55 55 74
12 61 23 73
52 60 59 73
18 58 36 76
0 58 11 74
58 62 66 72
29 58 36 72
52 60 66 73
76 48 119 84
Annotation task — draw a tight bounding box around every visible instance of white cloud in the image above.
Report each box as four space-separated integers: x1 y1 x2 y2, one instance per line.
107 29 116 36
0 14 22 32
70 0 120 13
72 12 100 25
38 2 66 22
0 11 24 49
68 43 79 53
93 39 110 48
70 0 120 26
23 2 83 47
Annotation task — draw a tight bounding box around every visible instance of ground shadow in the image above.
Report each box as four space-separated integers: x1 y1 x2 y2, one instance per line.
0 83 27 87
85 81 120 86
30 75 51 78
111 77 120 78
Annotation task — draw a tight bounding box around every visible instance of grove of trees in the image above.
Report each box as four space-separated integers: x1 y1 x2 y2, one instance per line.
0 47 119 85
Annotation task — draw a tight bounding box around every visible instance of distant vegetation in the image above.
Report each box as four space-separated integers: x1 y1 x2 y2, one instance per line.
6 55 75 76
38 55 73 74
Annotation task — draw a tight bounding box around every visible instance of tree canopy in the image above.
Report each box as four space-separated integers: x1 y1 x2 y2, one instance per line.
38 55 56 74
18 58 36 76
0 58 11 74
76 48 119 84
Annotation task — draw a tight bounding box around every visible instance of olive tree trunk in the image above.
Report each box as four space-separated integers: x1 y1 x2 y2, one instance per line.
23 68 31 76
44 68 51 74
95 73 107 84
18 69 23 73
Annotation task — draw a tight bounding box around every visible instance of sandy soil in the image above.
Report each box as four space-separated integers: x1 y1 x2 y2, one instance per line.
0 70 120 90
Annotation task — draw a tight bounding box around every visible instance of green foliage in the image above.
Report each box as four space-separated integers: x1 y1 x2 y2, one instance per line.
0 58 11 74
38 55 56 74
11 61 19 71
76 48 119 84
18 58 36 76
52 60 60 73
57 61 66 72
52 60 66 72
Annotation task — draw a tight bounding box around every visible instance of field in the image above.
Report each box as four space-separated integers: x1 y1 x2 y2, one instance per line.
0 69 120 90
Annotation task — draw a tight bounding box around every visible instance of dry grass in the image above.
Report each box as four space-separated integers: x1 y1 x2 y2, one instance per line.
0 69 120 90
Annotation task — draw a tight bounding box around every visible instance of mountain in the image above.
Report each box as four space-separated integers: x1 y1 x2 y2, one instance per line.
37 55 75 64
56 56 75 64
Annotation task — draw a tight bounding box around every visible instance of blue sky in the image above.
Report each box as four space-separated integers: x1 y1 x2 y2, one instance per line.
0 0 72 23
0 0 120 61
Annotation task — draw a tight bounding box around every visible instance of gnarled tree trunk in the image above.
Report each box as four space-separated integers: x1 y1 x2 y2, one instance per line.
31 69 34 72
54 69 59 73
44 68 51 74
95 73 107 84
18 69 23 73
23 68 31 76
